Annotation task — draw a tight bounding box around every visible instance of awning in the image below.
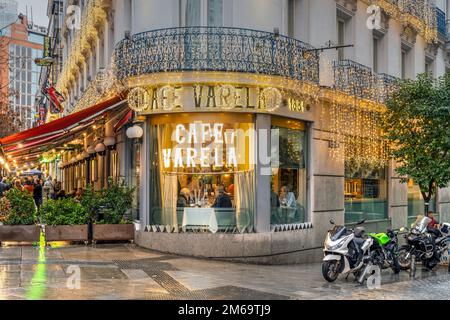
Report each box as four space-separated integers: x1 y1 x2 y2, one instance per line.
0 96 123 148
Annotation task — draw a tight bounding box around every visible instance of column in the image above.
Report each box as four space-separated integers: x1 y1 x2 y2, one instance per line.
139 121 149 227
388 160 408 229
311 102 345 245
254 114 271 233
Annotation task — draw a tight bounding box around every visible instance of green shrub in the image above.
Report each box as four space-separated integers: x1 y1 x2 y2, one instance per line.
2 188 36 225
41 198 88 226
81 179 135 224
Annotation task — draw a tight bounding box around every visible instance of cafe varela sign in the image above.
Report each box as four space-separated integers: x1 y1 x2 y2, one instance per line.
162 122 241 169
127 84 307 114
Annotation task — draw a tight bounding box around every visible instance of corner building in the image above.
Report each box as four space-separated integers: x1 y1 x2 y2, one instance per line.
2 0 450 263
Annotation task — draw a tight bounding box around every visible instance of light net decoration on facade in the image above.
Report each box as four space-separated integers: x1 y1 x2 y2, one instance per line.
362 0 438 43
329 60 397 166
56 0 108 98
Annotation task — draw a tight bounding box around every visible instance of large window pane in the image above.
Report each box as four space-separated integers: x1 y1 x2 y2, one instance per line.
183 0 201 26
149 113 255 233
207 0 223 27
270 118 307 225
407 179 436 226
344 161 387 223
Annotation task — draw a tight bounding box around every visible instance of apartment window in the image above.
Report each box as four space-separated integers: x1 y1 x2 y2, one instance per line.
373 37 379 73
425 57 434 77
288 0 295 38
337 20 346 60
182 0 201 26
207 0 223 27
401 50 407 79
180 0 223 26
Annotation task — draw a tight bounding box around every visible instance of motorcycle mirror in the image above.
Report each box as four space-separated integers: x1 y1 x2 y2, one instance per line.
357 219 366 225
329 219 335 225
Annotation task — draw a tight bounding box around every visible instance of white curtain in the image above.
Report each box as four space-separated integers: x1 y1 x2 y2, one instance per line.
162 173 178 229
207 0 223 27
234 171 255 233
184 0 201 26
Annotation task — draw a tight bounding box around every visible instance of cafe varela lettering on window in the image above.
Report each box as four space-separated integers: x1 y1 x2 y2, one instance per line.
127 84 308 114
162 122 241 170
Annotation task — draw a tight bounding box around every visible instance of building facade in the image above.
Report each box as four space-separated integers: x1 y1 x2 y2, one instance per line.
0 3 47 131
6 0 450 263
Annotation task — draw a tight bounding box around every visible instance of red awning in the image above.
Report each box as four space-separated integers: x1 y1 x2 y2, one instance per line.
114 110 133 132
0 96 124 148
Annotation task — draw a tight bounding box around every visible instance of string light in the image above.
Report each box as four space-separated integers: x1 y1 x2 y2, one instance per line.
362 0 438 43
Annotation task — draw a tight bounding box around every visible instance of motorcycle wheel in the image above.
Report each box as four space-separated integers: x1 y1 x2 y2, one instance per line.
391 255 401 274
397 246 412 270
322 260 340 282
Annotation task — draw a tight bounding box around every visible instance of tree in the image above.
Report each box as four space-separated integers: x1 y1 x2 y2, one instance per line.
383 73 450 214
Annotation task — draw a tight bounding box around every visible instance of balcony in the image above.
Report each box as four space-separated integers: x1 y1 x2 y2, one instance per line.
437 7 447 38
361 0 437 43
114 27 320 84
333 60 398 104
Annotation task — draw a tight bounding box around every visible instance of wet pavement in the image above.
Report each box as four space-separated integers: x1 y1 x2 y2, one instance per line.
0 244 449 300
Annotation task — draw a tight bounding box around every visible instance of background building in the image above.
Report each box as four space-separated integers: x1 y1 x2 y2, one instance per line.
0 0 47 131
5 0 450 263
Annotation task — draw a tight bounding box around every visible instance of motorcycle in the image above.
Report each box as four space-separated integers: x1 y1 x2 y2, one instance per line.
322 219 374 283
397 217 449 272
368 228 401 274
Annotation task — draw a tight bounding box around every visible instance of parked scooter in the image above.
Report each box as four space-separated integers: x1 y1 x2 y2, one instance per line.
322 219 374 283
397 217 449 272
368 229 401 274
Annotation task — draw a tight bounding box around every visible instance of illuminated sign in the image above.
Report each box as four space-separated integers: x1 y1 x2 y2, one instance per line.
127 84 289 113
162 123 238 169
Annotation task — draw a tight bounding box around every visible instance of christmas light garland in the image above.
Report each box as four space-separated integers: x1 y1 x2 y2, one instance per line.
362 0 438 43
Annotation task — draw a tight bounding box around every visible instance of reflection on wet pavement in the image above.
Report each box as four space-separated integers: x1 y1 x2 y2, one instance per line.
0 243 449 300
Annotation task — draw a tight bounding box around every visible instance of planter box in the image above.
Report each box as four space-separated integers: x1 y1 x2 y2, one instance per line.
93 224 134 241
0 225 40 242
45 225 88 242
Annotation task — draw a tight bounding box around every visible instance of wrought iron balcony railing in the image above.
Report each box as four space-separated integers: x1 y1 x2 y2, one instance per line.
114 27 320 84
333 60 398 104
361 0 438 42
436 7 446 37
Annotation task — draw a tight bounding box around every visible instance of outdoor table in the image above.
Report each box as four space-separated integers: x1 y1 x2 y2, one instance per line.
182 208 219 233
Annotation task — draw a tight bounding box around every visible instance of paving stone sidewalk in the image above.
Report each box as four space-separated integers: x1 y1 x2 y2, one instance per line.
0 244 448 300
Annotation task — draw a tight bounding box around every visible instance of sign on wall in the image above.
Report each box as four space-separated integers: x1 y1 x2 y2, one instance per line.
127 84 309 115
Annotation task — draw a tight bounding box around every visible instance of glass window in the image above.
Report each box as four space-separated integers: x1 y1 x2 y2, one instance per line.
407 179 436 225
270 118 308 225
28 33 44 44
182 0 201 26
149 113 255 233
344 161 387 223
207 0 223 27
337 20 345 60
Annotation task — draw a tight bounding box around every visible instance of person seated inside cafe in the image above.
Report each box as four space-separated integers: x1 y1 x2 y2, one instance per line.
279 185 297 208
177 188 191 208
212 185 233 208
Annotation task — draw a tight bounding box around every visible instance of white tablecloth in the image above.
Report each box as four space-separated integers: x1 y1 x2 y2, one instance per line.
182 208 219 233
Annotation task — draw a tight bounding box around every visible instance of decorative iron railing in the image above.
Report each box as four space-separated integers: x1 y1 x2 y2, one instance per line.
114 27 320 84
436 7 446 37
333 60 398 103
362 0 437 42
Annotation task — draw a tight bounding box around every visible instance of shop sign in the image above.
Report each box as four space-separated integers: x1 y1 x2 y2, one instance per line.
126 84 305 114
161 122 238 169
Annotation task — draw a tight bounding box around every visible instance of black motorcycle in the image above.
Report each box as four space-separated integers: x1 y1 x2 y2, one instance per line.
397 217 449 272
368 228 401 274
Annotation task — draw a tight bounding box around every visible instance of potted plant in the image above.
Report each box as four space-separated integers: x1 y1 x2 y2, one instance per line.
0 189 39 243
41 197 89 243
87 178 135 242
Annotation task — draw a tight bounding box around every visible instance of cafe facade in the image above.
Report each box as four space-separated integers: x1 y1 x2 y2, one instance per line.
2 0 450 264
